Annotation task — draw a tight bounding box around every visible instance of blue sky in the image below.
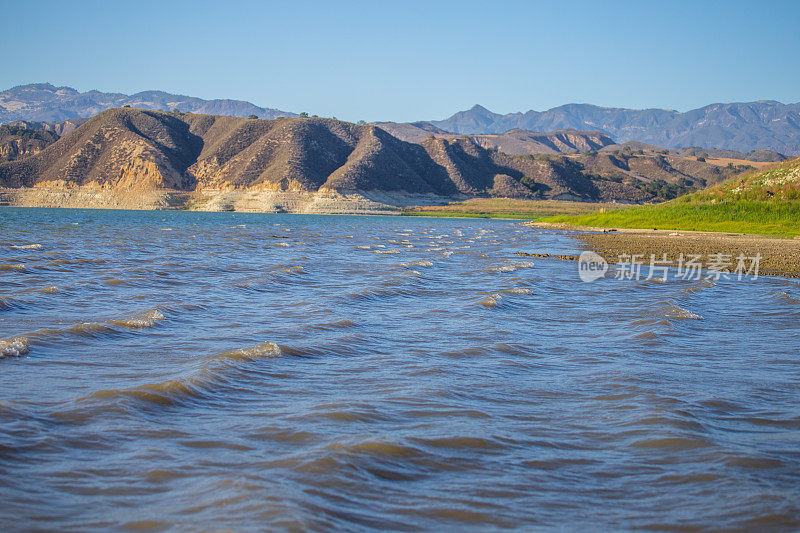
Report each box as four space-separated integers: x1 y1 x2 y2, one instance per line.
2 0 798 122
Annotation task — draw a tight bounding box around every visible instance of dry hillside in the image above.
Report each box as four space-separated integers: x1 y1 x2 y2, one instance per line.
0 108 760 204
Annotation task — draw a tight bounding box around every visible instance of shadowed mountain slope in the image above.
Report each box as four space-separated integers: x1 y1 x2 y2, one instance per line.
376 122 615 155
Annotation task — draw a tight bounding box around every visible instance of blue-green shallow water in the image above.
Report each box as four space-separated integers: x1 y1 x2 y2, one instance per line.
1 207 799 531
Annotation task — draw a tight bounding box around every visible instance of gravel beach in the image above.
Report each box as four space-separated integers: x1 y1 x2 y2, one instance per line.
530 222 800 277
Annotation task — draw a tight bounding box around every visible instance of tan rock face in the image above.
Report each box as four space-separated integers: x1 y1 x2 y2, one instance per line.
0 136 53 162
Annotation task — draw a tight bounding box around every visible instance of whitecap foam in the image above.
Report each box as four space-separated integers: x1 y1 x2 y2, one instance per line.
10 244 42 250
479 294 502 308
215 341 283 362
487 261 535 273
111 309 165 329
400 260 433 268
660 304 702 320
488 265 517 273
0 337 29 358
37 286 59 293
502 288 534 295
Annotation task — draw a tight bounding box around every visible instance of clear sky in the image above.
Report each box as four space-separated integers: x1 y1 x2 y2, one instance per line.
2 0 798 122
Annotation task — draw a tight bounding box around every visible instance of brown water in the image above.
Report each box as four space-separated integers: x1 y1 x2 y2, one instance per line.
1 208 799 531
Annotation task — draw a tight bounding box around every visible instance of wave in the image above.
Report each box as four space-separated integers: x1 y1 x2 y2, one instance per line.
83 341 284 408
10 244 42 250
209 341 283 363
501 287 534 295
659 304 702 320
681 278 716 294
0 263 26 272
346 286 424 302
775 290 800 304
87 375 215 407
35 286 59 294
304 319 357 332
478 294 502 308
0 296 26 311
0 308 168 356
234 266 306 291
0 337 29 358
485 261 535 273
109 309 165 329
399 260 433 268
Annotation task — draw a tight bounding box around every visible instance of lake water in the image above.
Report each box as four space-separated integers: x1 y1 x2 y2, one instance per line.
1 208 799 531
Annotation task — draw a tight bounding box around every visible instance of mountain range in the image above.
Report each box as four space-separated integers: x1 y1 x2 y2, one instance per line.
0 107 759 212
0 83 295 124
428 103 800 155
1 84 798 155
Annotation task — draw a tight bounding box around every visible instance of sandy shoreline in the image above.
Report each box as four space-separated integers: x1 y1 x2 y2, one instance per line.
528 222 800 278
0 187 459 215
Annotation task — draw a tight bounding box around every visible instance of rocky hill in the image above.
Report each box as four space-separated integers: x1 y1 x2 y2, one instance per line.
0 83 295 123
376 123 615 155
0 108 759 211
429 102 800 155
0 124 60 163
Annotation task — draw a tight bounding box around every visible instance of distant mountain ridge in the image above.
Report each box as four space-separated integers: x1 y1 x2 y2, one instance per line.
3 83 799 155
429 102 800 155
0 83 296 123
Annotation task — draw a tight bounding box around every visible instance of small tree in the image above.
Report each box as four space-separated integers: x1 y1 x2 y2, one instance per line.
299 112 309 118
247 114 258 119
357 120 366 125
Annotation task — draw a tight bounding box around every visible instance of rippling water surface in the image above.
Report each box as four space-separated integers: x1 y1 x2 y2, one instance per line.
1 208 799 531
